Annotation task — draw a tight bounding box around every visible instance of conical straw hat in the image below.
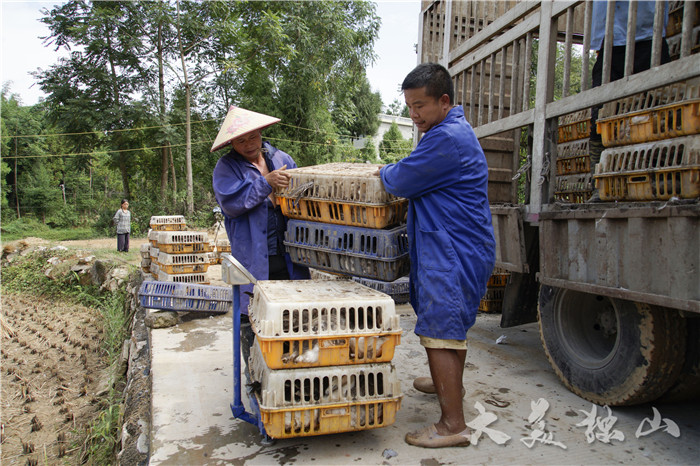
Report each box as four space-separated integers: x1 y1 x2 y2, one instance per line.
210 106 281 152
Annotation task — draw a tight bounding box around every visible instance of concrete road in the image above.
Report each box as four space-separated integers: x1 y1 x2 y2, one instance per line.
148 282 700 465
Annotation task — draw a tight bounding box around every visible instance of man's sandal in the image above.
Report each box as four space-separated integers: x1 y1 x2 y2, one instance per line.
405 424 472 448
413 377 466 397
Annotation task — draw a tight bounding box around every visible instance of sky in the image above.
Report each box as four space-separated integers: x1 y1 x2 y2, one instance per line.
1 0 420 109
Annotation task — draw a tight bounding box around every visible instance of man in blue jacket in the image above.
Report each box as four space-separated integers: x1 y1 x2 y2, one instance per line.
379 63 495 448
211 106 310 378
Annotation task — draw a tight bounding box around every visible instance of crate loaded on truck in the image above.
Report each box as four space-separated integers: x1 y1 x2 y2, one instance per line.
419 0 699 405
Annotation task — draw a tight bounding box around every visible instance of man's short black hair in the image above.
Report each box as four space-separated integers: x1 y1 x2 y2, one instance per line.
401 63 454 105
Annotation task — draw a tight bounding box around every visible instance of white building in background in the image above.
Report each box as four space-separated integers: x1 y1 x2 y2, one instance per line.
353 114 414 159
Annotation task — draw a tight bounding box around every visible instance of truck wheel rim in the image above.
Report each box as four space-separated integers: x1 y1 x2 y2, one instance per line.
554 290 620 370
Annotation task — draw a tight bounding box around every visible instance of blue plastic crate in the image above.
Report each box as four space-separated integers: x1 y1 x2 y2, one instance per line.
352 276 410 304
138 281 232 313
285 244 409 282
285 220 409 258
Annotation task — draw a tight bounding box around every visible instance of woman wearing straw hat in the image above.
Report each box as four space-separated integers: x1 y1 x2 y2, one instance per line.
212 106 310 377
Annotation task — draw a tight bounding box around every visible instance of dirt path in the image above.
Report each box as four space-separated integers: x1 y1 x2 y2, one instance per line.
1 293 107 465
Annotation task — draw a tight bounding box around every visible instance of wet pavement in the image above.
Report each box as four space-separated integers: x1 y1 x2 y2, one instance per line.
147 267 700 465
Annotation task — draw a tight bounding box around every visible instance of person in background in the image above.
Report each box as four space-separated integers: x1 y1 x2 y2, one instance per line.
378 63 495 448
113 199 131 252
211 106 310 378
588 0 670 201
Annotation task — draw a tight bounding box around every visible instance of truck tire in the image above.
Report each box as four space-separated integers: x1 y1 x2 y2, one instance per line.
538 286 685 406
660 316 700 402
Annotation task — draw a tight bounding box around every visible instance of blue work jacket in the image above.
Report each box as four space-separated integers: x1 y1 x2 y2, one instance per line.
380 106 495 340
213 141 309 314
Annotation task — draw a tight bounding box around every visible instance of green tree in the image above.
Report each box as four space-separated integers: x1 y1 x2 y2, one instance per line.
386 98 409 117
333 73 382 139
229 1 380 167
37 0 149 200
0 87 50 221
379 121 412 163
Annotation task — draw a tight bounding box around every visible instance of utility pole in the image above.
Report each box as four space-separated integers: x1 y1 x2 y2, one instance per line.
14 128 20 218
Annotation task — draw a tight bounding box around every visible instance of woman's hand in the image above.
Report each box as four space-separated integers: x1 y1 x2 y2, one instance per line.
265 164 291 189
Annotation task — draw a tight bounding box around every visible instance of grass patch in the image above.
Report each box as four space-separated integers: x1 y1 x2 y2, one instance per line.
1 218 103 242
2 248 134 463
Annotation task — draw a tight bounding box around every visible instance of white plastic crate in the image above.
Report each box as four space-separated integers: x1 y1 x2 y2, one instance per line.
596 135 700 173
149 215 187 231
140 243 151 259
150 262 160 275
157 230 208 244
598 77 700 119
148 229 159 246
141 257 151 267
275 162 402 205
156 231 209 254
156 270 208 284
558 108 590 125
150 246 160 260
249 280 399 338
156 251 211 274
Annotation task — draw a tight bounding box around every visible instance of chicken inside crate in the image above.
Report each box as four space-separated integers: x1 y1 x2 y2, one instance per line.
248 341 402 438
248 280 402 369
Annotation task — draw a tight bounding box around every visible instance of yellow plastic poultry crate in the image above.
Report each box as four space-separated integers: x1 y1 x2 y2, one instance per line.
258 397 401 439
558 109 592 143
255 333 401 370
148 229 160 247
597 100 700 147
140 243 151 259
595 135 700 201
597 78 700 146
557 139 590 175
149 215 187 231
156 231 210 254
277 197 407 229
487 272 510 288
596 168 699 201
554 173 594 204
216 238 231 253
479 287 505 313
156 251 211 274
249 280 401 369
249 344 402 438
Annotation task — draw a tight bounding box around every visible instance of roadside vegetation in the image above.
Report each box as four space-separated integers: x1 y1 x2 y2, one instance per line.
2 247 133 463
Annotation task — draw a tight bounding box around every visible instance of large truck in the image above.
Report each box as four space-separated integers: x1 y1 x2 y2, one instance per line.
418 0 699 405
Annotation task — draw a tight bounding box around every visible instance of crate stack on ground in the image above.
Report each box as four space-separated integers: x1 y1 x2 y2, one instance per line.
479 268 510 313
140 243 151 274
247 279 403 438
594 78 700 201
555 109 593 203
275 163 410 303
146 215 212 285
214 237 231 264
666 1 700 60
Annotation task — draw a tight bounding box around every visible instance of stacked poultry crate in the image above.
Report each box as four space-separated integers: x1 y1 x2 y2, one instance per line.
147 215 211 284
276 163 410 302
247 279 403 438
666 0 700 60
594 78 700 201
555 109 593 203
478 268 510 313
